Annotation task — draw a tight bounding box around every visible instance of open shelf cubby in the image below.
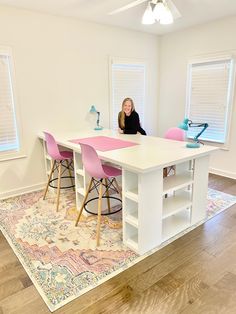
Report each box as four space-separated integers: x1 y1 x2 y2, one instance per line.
163 190 192 219
162 207 191 241
76 172 84 190
124 222 138 252
163 171 193 195
124 198 138 228
123 170 138 200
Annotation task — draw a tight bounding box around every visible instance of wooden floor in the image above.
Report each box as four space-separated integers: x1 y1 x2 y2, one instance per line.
1 174 236 313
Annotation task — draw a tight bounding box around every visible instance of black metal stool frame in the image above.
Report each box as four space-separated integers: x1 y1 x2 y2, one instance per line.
84 177 122 216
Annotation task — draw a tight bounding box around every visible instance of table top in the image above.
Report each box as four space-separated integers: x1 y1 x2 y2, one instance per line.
39 129 218 173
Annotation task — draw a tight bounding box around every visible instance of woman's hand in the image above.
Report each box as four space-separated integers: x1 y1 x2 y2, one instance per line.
118 128 124 134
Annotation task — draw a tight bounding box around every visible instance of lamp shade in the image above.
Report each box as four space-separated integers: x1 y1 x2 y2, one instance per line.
142 2 155 25
90 105 97 113
160 8 173 24
153 1 166 21
179 118 189 130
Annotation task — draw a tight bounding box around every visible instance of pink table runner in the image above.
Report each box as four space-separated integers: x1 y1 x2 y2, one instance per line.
70 136 138 152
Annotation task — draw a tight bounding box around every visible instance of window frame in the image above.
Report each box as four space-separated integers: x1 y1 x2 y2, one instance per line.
185 55 235 148
109 57 147 131
0 46 25 162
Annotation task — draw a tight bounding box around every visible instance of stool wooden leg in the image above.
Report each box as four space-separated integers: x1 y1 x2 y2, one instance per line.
104 178 111 213
113 178 122 199
43 160 56 200
75 178 93 226
96 179 103 246
66 159 75 191
56 161 62 212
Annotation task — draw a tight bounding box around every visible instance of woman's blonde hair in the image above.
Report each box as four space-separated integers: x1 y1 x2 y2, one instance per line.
118 98 135 129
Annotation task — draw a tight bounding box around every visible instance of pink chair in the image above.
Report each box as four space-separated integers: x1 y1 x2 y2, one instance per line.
43 132 74 211
164 127 185 142
164 127 185 177
75 143 122 246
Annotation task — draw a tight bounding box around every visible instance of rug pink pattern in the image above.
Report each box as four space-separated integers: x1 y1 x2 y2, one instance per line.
70 136 138 151
0 188 236 311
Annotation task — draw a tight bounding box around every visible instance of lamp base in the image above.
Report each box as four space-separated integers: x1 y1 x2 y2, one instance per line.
94 126 103 131
186 142 200 148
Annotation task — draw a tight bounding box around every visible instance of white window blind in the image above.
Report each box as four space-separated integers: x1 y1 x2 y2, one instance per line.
110 60 146 130
0 52 19 153
186 58 235 144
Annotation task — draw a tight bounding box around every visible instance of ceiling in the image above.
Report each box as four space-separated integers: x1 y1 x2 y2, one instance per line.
1 0 236 35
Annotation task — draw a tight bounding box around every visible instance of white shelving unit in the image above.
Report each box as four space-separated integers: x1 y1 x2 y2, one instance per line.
123 170 139 252
162 161 193 241
123 168 163 254
162 172 193 241
123 156 209 254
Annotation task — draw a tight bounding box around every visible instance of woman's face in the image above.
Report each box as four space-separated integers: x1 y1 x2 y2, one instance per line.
123 100 132 116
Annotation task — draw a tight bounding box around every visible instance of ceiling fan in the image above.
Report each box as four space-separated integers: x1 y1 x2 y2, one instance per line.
108 0 181 25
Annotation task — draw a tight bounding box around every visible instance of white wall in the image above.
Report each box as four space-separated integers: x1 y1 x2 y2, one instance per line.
159 16 236 179
0 6 159 198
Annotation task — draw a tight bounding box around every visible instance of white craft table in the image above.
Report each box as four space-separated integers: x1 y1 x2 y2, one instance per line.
39 129 217 254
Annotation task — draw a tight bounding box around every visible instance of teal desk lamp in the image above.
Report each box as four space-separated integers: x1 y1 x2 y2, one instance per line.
90 105 103 130
179 118 208 148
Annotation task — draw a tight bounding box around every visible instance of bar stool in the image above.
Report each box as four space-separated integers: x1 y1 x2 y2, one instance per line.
75 143 122 246
43 131 74 211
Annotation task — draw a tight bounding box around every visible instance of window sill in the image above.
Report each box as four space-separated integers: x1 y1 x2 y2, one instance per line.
0 154 27 162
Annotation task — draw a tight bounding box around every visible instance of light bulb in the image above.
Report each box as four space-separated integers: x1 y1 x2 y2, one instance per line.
160 7 173 24
142 2 155 25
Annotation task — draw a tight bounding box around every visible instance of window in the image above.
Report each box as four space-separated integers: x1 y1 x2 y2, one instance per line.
110 58 146 130
0 47 22 159
186 58 235 144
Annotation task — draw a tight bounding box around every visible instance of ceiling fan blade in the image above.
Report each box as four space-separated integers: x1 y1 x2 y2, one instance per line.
108 0 149 15
166 0 181 19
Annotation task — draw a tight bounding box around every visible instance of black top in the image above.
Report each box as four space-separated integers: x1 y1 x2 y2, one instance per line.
119 111 146 135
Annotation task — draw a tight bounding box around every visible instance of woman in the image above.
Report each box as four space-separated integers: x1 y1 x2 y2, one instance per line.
118 98 146 135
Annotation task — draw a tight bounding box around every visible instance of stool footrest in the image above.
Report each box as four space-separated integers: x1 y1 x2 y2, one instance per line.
49 176 75 189
84 196 122 216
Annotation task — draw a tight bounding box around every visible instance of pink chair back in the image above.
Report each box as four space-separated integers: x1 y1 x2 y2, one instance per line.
80 143 107 179
164 127 185 141
44 132 64 160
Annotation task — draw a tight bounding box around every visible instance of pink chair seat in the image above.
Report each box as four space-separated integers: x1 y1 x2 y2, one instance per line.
60 151 73 159
102 164 122 178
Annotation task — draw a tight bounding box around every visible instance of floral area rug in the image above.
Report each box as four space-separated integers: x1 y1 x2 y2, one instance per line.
0 188 236 312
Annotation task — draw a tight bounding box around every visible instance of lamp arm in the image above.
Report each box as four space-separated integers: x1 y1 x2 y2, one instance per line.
96 111 100 127
189 123 209 141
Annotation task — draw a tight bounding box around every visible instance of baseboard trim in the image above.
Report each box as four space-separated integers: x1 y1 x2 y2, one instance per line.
0 182 45 200
209 168 236 180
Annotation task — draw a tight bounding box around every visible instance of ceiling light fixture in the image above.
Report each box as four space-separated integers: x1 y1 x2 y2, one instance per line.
142 0 173 25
